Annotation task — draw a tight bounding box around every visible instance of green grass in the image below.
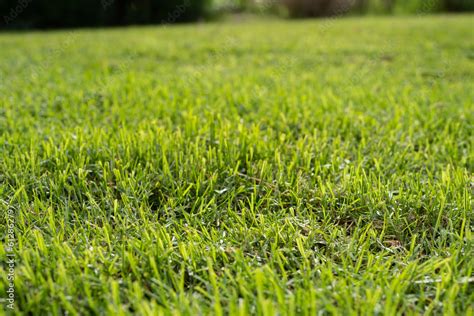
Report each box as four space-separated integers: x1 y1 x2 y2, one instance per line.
0 15 473 315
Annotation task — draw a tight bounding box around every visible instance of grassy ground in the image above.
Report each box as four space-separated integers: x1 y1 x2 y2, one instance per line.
0 15 473 315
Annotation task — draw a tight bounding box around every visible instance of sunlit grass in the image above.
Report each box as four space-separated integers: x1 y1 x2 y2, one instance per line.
0 15 473 315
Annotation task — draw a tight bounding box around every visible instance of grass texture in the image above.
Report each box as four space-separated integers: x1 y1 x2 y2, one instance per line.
0 15 473 315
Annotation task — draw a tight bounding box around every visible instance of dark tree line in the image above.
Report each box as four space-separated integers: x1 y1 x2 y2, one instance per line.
282 0 474 17
0 0 211 29
1 0 472 29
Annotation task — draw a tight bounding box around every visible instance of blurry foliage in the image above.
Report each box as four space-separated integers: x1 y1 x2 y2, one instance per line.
0 0 472 29
0 0 212 29
364 0 474 13
445 0 474 11
276 0 473 17
282 0 356 17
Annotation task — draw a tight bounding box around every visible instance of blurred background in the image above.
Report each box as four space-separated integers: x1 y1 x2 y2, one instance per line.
1 0 473 29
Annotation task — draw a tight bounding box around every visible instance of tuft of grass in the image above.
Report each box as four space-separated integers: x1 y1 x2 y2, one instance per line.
0 15 473 315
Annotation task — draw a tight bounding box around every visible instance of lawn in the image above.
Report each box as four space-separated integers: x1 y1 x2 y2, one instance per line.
0 15 473 315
